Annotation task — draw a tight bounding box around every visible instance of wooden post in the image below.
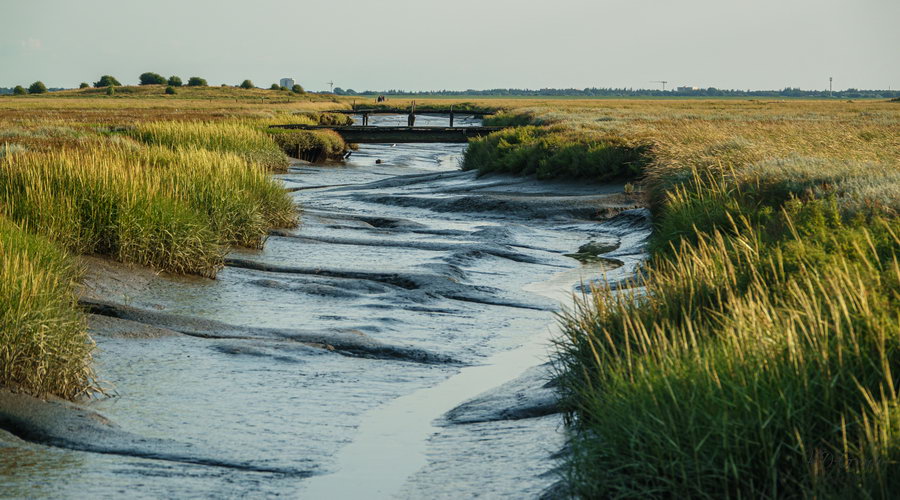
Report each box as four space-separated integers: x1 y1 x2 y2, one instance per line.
449 105 454 127
408 100 416 127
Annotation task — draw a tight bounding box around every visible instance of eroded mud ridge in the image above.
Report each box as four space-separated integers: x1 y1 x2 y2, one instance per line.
0 122 649 498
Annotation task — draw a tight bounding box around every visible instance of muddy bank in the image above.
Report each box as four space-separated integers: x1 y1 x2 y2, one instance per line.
441 363 560 425
0 129 649 498
0 390 310 476
81 297 458 364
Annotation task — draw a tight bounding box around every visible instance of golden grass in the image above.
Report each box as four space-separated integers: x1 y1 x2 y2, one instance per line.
0 218 94 399
1 139 296 276
449 95 900 497
0 85 349 126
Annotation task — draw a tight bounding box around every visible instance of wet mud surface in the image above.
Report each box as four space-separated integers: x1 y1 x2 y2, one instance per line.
0 115 649 499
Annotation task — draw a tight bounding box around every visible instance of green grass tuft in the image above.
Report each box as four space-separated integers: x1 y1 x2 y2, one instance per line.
463 125 650 181
270 128 348 163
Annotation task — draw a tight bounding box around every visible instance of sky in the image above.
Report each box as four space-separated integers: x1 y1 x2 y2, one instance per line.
1 0 898 92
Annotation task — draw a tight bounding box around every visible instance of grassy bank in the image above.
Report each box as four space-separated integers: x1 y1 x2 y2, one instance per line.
0 88 306 399
123 120 290 171
463 125 649 182
0 218 94 399
459 99 900 497
270 128 348 163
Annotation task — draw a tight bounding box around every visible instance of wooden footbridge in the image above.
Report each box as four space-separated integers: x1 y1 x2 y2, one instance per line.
335 102 495 127
269 124 504 144
326 108 495 118
271 102 504 144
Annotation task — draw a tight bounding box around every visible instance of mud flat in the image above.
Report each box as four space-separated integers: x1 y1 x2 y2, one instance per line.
0 118 648 498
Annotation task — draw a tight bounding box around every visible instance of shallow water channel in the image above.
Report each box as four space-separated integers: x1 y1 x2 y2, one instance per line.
0 115 649 499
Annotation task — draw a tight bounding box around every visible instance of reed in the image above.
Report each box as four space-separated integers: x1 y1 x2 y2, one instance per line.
556 211 900 498
543 112 900 497
463 125 650 181
0 140 297 277
0 217 95 399
124 120 289 171
270 128 348 162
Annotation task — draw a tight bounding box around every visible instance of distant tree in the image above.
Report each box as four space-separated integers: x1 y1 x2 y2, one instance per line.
270 83 281 90
168 76 183 87
13 85 27 95
333 87 345 95
106 86 115 96
187 77 207 87
79 82 90 89
165 85 177 95
239 80 254 89
291 84 305 94
28 81 48 94
94 75 121 88
139 72 167 85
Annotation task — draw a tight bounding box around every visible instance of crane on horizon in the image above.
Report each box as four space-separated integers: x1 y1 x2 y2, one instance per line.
651 80 669 91
327 81 334 93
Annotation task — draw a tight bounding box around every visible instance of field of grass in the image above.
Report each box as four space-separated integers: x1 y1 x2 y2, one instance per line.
455 97 900 497
0 85 346 125
0 87 320 398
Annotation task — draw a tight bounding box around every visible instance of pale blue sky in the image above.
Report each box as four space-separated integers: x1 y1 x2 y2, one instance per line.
1 0 897 91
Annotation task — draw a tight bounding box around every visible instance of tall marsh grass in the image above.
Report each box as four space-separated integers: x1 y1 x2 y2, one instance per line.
547 116 900 497
463 125 650 181
125 120 289 171
0 218 94 399
557 206 900 498
0 142 296 276
270 128 348 162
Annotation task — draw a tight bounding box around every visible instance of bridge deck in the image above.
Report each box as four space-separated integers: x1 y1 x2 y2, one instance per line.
270 125 504 143
325 108 496 117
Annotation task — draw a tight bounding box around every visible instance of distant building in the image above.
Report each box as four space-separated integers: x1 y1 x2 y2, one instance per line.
280 78 295 89
677 86 700 92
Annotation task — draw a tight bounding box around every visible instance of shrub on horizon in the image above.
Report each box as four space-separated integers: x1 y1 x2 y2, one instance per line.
187 77 207 87
28 81 48 94
270 83 281 90
94 75 121 88
168 76 183 87
240 80 254 89
292 84 305 94
13 85 26 95
139 72 167 85
79 82 90 89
